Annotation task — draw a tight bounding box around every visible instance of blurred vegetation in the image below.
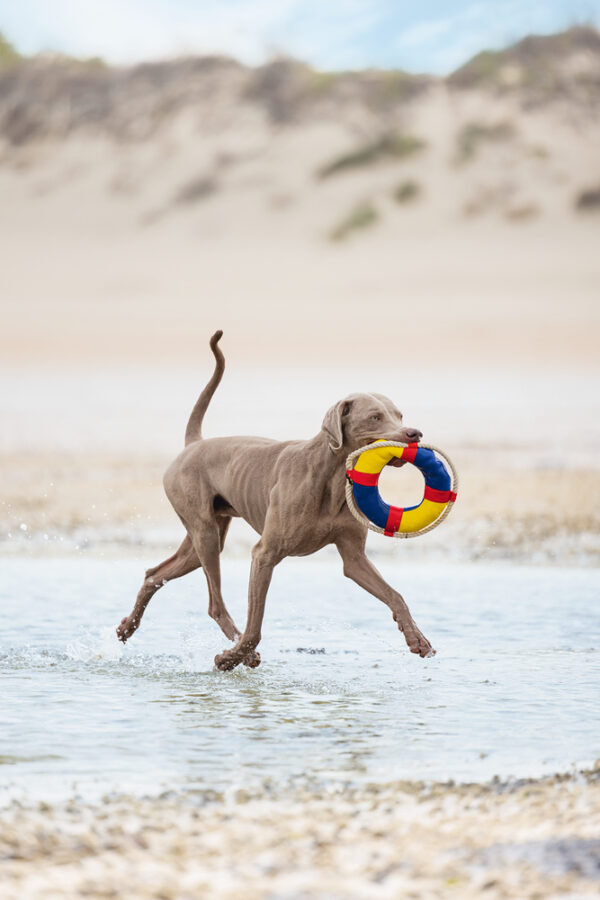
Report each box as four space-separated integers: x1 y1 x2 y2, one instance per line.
393 179 421 203
318 132 425 179
451 49 502 87
455 121 515 163
329 201 378 241
174 175 218 205
575 186 600 211
0 31 106 69
369 70 426 105
1 26 598 149
0 56 239 145
0 31 21 66
529 144 550 160
504 202 540 221
448 26 600 104
246 58 430 123
74 55 107 69
308 70 340 95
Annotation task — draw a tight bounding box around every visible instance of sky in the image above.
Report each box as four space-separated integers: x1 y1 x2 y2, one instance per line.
1 0 599 73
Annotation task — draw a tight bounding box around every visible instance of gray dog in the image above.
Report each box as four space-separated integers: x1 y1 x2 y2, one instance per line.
117 331 434 669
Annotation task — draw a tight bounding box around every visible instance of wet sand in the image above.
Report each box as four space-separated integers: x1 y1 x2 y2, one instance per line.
3 449 599 565
1 768 599 900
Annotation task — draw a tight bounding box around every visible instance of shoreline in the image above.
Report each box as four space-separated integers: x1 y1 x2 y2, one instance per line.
3 534 600 567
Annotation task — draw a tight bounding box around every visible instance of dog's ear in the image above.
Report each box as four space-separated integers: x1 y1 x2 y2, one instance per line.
321 399 352 452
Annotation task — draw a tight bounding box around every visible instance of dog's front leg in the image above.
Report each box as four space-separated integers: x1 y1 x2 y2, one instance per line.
214 542 280 671
336 536 435 658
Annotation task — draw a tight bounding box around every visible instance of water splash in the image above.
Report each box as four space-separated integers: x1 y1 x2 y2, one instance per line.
66 626 124 663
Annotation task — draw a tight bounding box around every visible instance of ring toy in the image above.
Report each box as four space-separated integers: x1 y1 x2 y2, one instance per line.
345 440 458 538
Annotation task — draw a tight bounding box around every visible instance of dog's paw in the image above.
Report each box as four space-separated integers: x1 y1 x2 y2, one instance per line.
410 636 436 658
242 650 261 668
214 650 240 671
116 616 137 643
402 625 435 658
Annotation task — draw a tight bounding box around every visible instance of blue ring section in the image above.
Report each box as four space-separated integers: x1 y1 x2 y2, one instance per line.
413 447 451 492
352 484 389 528
351 447 451 528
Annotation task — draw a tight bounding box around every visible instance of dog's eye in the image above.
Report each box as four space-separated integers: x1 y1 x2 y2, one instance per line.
371 414 382 421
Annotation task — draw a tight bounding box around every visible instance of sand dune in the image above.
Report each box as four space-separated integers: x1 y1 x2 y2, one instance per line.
1 28 599 368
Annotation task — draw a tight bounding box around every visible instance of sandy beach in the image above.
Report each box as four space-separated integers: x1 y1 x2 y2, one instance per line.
2 768 599 899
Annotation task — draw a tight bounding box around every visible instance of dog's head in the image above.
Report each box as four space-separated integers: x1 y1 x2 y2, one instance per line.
321 392 422 453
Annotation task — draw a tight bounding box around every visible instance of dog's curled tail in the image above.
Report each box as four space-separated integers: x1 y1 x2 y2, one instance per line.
184 330 225 446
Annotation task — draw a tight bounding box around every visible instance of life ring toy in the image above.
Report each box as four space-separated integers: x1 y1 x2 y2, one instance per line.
345 440 458 538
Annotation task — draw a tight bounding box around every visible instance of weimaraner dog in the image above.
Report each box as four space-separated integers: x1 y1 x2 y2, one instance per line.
117 331 434 669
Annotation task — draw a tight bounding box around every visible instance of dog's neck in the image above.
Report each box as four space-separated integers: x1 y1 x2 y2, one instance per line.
306 430 345 466
295 431 344 518
302 430 354 502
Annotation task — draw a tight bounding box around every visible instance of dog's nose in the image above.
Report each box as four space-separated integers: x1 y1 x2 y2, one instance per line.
403 427 423 442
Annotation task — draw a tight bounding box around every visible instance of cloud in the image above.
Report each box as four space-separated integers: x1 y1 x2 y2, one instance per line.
1 0 305 62
397 18 452 49
278 1 390 69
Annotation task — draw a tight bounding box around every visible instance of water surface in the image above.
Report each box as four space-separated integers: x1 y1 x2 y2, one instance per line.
1 557 598 803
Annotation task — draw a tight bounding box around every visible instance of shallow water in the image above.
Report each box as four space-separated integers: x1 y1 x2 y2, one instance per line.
1 557 598 804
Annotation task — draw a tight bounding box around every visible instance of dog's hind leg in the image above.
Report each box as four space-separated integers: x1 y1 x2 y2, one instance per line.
116 535 199 642
189 516 239 641
191 515 262 668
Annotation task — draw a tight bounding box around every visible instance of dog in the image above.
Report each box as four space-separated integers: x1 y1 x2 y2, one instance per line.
117 331 435 669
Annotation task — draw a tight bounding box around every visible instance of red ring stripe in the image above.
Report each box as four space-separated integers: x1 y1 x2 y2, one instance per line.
424 486 453 503
346 469 380 486
384 505 404 536
402 443 419 464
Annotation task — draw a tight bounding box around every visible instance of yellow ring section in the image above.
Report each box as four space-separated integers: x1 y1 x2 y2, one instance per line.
399 499 448 533
353 442 406 473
